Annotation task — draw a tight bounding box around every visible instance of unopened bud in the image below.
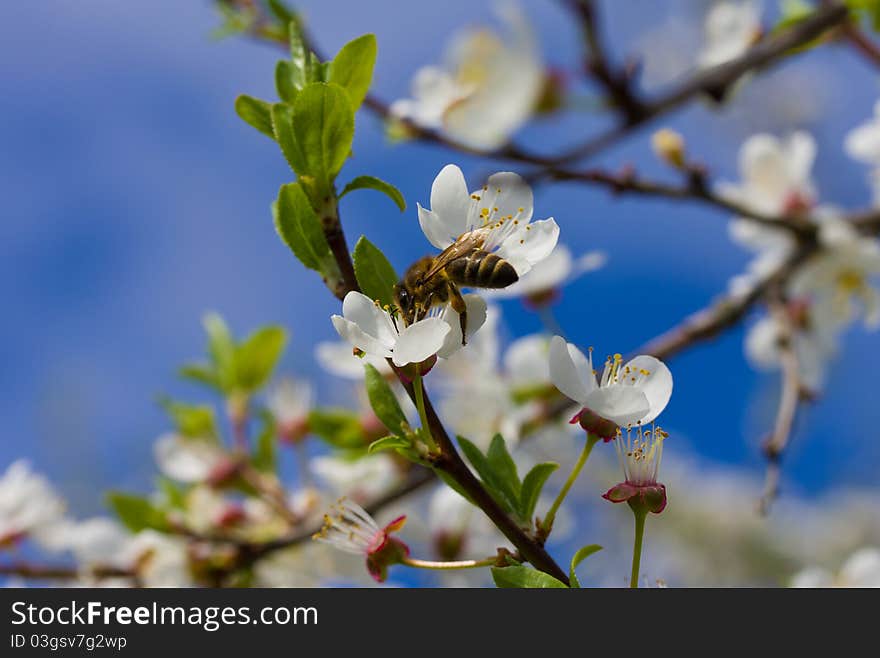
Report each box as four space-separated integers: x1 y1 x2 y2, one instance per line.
651 129 686 169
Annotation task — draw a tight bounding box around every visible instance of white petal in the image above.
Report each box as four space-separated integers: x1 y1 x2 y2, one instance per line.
331 316 394 359
391 317 451 366
429 164 470 237
477 171 533 223
583 387 650 427
154 434 221 483
786 131 817 184
495 218 560 276
548 336 593 404
622 355 673 423
418 204 455 250
341 291 397 346
315 341 391 379
437 294 488 357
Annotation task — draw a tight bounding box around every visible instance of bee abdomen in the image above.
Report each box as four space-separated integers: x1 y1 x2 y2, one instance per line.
448 251 518 289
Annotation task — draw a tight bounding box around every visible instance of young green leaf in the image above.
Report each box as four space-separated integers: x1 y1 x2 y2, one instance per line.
364 363 408 436
308 408 369 449
457 436 518 515
491 566 568 589
519 462 559 522
487 434 521 504
202 312 238 392
234 326 288 393
340 175 406 211
234 95 276 139
328 34 377 110
274 181 334 272
291 82 355 184
568 544 603 588
158 399 219 439
178 363 222 391
267 0 296 25
251 410 278 472
107 492 170 533
353 236 398 308
367 435 412 454
271 103 309 176
275 61 300 104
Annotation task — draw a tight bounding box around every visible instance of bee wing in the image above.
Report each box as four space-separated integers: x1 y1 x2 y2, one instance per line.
421 233 485 282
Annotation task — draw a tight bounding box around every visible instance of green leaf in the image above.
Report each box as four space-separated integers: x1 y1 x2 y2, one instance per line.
340 175 406 211
159 399 218 439
353 236 398 308
107 492 170 533
275 61 300 104
178 363 221 391
251 410 277 472
568 544 603 588
457 436 518 515
288 18 310 85
291 82 355 184
234 95 276 139
364 363 407 436
487 434 521 503
234 326 288 392
271 102 309 177
368 435 411 454
203 312 236 390
156 478 187 510
519 462 559 522
491 566 567 589
308 408 367 449
273 181 334 273
328 34 377 110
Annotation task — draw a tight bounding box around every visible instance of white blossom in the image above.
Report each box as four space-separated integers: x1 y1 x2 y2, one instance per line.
391 0 544 150
315 340 394 380
0 460 66 548
548 337 673 428
310 453 404 504
331 290 487 367
153 433 227 484
698 1 762 69
418 165 559 277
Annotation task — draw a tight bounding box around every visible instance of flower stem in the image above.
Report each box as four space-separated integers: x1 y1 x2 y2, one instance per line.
630 507 648 589
401 556 496 571
541 433 600 535
412 374 436 451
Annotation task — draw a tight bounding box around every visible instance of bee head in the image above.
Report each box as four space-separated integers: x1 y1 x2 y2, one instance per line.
393 282 417 326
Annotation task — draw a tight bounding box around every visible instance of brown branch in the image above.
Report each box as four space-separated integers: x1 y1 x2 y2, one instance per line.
842 21 880 69
757 300 809 515
563 0 646 123
0 562 135 582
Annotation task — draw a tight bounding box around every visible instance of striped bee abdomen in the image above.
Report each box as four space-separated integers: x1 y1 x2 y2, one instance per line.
447 250 519 289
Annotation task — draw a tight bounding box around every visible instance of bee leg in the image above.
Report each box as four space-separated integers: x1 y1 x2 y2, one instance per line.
450 287 468 346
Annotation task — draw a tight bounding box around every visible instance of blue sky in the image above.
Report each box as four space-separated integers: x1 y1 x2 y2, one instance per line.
2 0 880 519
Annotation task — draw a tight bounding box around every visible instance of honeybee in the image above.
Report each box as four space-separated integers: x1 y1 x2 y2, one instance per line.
393 230 519 345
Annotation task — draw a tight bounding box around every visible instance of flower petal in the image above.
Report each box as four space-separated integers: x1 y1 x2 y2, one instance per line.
495 217 560 276
437 294 488 357
583 387 650 428
622 355 673 423
428 164 470 239
341 291 398 346
548 336 593 404
418 204 455 250
331 316 394 359
392 317 451 366
476 171 533 223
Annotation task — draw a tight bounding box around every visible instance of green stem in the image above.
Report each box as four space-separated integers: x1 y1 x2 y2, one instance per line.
412 374 436 451
541 433 600 535
630 507 647 589
401 556 496 571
